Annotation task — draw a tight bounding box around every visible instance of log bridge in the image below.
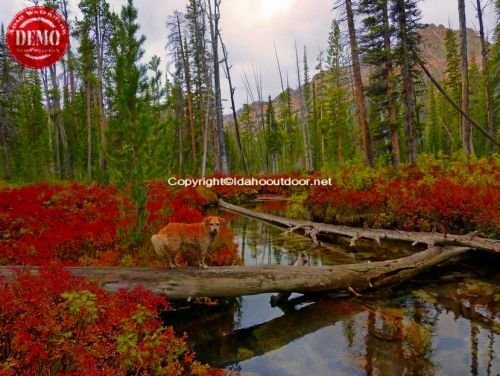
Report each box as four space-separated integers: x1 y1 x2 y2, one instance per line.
0 200 497 299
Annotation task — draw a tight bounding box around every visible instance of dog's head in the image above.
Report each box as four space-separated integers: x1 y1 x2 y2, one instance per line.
204 216 225 236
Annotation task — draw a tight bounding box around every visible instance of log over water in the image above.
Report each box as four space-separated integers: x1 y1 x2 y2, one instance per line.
218 199 499 253
0 201 496 299
0 246 470 299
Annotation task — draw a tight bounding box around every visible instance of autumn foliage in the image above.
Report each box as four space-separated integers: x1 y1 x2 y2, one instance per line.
0 181 237 267
0 181 234 374
307 157 500 237
0 266 222 376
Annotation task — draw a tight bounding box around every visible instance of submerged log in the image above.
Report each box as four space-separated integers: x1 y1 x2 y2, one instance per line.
0 246 470 299
218 199 500 253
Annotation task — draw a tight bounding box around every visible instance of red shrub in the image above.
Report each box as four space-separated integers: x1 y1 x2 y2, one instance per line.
0 266 218 376
307 164 499 236
0 183 124 266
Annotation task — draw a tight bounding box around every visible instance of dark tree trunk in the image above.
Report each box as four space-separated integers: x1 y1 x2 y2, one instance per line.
49 65 71 178
294 42 313 172
176 13 197 165
220 37 248 173
417 60 499 147
476 0 495 154
345 0 375 167
396 2 417 164
94 9 107 173
383 2 400 167
86 82 92 180
0 115 11 179
458 0 473 155
208 0 228 173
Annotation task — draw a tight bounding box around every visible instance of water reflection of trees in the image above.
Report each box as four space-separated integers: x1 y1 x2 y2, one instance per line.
164 277 498 375
183 212 499 375
231 215 356 266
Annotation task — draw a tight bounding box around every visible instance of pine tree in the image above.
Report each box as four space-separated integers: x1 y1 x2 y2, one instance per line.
359 0 401 166
14 71 50 181
391 0 422 164
491 0 500 143
443 28 462 152
107 0 150 239
458 0 473 155
0 24 16 179
423 84 441 156
265 96 281 173
324 18 353 167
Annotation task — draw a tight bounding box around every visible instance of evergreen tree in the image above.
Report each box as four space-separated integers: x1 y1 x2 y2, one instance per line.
324 18 353 167
265 96 281 173
359 0 401 166
443 28 462 152
391 0 422 164
107 0 150 239
344 0 374 167
0 24 17 179
492 0 500 135
423 84 442 156
14 71 50 181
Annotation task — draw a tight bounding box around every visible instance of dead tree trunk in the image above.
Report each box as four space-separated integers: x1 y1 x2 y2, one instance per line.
176 13 197 164
458 0 473 155
417 60 499 147
294 41 313 172
475 0 495 154
49 64 71 178
0 246 472 299
207 0 228 173
220 36 248 173
345 0 374 167
218 199 500 253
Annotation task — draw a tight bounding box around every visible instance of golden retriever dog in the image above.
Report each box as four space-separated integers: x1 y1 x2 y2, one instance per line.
151 216 225 269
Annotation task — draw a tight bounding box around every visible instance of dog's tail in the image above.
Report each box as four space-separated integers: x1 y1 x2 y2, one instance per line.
151 234 165 256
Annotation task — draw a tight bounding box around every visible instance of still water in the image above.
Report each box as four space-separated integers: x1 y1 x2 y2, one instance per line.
165 202 500 376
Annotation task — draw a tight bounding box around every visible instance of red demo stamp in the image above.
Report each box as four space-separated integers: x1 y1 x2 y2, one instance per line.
6 6 69 69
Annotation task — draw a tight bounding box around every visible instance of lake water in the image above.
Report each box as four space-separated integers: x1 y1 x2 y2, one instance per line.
164 202 500 376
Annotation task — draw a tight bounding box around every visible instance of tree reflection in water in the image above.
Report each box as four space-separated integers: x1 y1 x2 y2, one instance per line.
164 208 499 376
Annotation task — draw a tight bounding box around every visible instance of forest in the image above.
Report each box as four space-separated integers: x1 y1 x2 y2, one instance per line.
0 0 499 375
0 0 498 183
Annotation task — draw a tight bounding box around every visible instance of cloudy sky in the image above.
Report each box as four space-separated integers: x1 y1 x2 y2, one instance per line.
1 0 496 112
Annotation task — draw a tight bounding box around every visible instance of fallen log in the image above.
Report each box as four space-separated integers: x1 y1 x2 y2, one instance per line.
0 246 470 299
218 199 500 253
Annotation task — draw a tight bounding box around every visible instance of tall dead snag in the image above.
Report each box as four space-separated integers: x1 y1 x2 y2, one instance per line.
294 42 313 172
475 0 495 153
345 0 374 168
458 0 473 155
220 36 248 173
175 12 197 163
49 64 71 179
207 0 228 173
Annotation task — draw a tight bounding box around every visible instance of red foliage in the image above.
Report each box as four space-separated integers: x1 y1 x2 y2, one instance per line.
307 166 500 236
0 181 240 267
0 265 220 376
0 183 124 266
